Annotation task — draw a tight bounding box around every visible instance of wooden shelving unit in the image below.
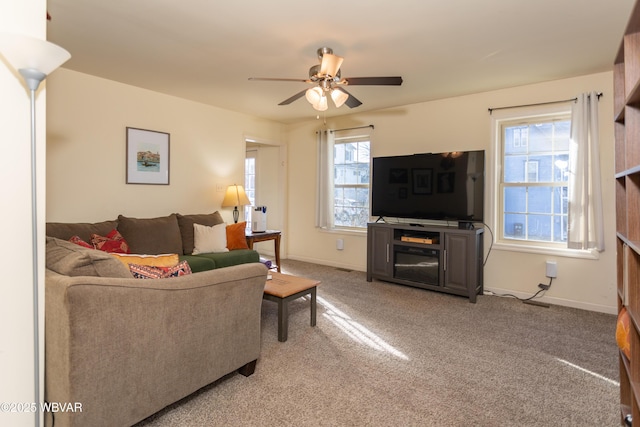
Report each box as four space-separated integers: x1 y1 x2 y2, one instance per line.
615 1 640 424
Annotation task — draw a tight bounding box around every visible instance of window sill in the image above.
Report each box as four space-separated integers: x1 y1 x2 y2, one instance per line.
493 241 599 260
318 226 367 236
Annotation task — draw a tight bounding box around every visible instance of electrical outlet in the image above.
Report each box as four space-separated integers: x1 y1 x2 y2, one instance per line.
546 261 557 278
336 239 344 250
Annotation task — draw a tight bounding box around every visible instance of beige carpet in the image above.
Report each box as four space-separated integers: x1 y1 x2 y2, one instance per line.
136 259 619 426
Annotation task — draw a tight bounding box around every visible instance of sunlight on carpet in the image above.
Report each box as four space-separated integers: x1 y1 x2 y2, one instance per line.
318 295 409 360
556 358 619 386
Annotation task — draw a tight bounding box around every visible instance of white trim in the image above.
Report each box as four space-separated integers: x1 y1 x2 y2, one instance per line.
318 226 367 237
493 241 599 259
287 254 365 272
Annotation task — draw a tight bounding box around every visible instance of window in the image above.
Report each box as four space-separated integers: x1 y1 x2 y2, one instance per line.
244 150 256 227
333 138 371 228
498 114 570 246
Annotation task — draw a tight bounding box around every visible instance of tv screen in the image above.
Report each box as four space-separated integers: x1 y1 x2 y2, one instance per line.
371 150 485 222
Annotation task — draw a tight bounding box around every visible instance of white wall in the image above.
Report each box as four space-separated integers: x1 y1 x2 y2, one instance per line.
46 69 286 223
0 0 47 425
287 72 617 314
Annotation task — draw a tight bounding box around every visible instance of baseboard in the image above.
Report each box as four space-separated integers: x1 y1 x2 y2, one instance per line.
286 255 365 273
484 287 616 315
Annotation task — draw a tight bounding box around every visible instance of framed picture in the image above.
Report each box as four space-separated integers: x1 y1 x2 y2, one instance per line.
126 127 170 185
412 168 433 194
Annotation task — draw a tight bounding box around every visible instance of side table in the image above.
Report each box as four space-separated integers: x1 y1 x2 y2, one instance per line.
245 229 281 272
263 272 320 342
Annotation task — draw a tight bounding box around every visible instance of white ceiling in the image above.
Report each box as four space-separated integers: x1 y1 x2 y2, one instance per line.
46 0 635 124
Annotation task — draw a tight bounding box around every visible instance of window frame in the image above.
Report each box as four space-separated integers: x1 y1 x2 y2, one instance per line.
490 105 598 259
326 133 372 232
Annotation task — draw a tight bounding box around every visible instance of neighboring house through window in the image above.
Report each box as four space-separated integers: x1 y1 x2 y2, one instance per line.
495 107 571 248
317 129 371 230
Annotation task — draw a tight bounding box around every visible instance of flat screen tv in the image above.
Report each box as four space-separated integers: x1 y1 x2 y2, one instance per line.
371 150 485 223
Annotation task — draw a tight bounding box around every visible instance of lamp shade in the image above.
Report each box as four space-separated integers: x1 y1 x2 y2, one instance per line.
319 53 343 78
305 87 323 104
313 95 328 111
331 88 349 108
221 184 251 207
0 32 70 76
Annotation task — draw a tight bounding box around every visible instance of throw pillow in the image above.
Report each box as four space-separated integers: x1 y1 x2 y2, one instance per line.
69 235 93 249
617 307 631 359
176 212 225 255
192 222 229 254
226 221 249 250
111 253 180 267
129 260 192 279
91 229 130 254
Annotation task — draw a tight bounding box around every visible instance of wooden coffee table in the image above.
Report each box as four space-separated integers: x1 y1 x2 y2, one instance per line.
263 272 320 342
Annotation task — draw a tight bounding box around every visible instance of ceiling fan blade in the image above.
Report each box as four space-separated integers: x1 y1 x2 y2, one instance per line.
335 87 363 108
249 77 311 83
342 76 403 86
320 53 343 78
278 89 308 105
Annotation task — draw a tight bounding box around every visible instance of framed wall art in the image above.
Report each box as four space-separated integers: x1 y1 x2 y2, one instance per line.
126 127 170 185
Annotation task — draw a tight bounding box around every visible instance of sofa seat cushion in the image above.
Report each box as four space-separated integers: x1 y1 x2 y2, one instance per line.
176 212 224 255
192 249 260 269
179 255 217 273
46 237 133 278
117 214 183 255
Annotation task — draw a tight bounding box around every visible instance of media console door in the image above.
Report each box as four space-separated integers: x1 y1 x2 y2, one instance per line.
366 225 392 280
443 233 471 293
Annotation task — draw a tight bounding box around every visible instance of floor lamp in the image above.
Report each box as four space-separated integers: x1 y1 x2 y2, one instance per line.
0 33 70 426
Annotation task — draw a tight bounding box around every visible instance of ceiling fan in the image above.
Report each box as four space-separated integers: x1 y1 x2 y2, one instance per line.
249 47 403 111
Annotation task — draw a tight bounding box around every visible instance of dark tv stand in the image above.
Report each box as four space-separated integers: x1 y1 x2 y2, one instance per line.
366 222 484 302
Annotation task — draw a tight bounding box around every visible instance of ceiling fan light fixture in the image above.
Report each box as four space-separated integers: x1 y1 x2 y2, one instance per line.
312 94 328 111
331 88 349 108
319 53 343 78
305 86 323 104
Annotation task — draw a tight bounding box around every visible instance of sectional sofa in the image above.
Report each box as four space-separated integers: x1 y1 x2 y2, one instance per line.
44 212 268 426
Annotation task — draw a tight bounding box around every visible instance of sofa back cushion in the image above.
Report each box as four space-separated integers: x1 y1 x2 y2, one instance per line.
45 237 132 278
176 212 224 255
46 220 118 244
117 214 183 255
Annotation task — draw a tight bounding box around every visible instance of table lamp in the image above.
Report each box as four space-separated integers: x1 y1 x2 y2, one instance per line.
222 184 251 223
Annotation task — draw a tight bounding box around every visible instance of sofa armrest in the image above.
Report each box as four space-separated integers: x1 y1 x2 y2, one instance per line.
45 262 267 427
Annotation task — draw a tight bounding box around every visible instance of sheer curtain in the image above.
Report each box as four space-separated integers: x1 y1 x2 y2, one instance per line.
567 91 604 251
315 129 335 228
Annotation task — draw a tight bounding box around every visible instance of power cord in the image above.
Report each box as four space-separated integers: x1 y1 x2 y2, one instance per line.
486 277 553 302
479 221 494 267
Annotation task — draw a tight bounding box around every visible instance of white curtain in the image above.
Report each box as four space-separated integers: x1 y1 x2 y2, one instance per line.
567 92 604 251
315 129 335 228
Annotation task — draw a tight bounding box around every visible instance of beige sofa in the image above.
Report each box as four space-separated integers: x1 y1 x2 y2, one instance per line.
44 214 268 427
